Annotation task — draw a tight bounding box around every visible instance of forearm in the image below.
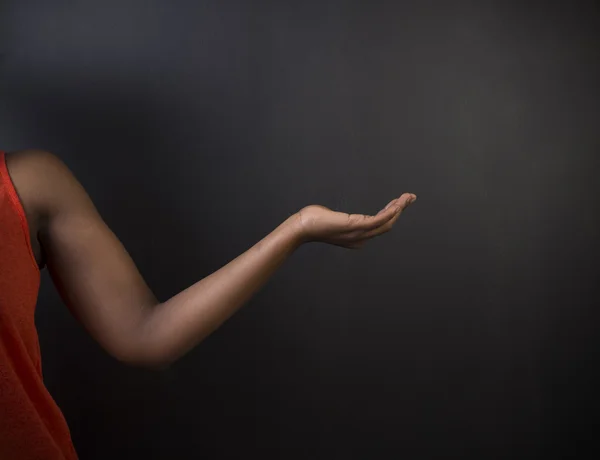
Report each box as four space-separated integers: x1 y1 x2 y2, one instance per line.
136 213 305 366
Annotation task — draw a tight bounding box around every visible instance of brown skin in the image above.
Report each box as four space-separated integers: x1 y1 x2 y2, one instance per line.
6 149 417 368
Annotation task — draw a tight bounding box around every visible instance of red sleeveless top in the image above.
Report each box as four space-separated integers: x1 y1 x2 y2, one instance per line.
0 151 78 459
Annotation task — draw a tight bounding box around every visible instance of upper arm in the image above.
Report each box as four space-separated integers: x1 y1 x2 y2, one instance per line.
11 150 158 362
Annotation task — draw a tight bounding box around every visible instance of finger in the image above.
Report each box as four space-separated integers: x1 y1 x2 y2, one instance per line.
363 213 399 239
348 208 395 231
395 193 417 212
363 193 416 238
350 198 402 230
352 193 416 231
375 198 398 216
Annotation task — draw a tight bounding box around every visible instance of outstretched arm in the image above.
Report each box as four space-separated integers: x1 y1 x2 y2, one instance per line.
10 150 416 368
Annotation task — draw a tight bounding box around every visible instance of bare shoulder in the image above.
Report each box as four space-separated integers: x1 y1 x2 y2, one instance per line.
6 149 71 185
6 149 90 220
6 149 98 269
6 149 69 184
6 149 64 171
5 150 66 267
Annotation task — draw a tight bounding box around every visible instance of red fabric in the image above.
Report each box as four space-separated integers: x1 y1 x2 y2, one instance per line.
0 151 78 459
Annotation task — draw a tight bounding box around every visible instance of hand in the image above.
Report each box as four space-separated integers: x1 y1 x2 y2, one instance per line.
295 193 417 249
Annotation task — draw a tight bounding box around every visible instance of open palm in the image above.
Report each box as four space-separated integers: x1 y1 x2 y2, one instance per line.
297 193 417 249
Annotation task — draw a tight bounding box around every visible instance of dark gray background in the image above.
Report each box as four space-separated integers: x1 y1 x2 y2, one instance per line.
1 1 599 459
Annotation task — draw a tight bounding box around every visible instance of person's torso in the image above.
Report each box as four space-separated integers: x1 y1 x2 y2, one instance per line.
0 150 78 459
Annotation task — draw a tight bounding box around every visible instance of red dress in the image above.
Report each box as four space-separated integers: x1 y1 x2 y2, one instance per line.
0 151 78 459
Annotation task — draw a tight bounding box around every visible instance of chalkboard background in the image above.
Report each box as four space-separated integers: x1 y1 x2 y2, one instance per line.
1 1 599 458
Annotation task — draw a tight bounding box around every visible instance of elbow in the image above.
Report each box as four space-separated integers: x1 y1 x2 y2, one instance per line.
105 319 202 370
110 342 176 371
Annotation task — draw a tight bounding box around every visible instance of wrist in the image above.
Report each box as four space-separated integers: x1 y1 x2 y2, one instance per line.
284 212 309 246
